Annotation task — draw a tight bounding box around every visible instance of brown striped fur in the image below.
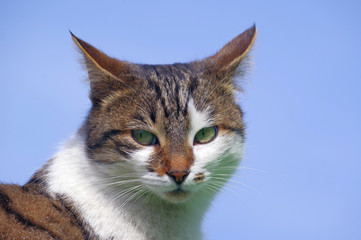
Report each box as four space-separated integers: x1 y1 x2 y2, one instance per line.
0 25 256 239
0 184 87 239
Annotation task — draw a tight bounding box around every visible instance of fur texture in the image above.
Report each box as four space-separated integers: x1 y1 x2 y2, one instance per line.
0 25 256 239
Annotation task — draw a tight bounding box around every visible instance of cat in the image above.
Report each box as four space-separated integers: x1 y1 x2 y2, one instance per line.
0 25 256 240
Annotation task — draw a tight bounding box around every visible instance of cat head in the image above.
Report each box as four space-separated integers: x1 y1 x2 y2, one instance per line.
71 26 256 203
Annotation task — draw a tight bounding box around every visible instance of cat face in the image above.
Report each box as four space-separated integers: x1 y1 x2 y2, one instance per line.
71 26 256 203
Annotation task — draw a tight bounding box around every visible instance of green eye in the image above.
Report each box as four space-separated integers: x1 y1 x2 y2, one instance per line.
132 130 158 146
194 126 218 144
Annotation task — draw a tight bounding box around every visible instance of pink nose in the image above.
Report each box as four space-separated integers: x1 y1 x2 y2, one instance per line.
166 171 190 185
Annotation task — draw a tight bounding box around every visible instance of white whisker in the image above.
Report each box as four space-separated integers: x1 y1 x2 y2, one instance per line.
106 179 141 186
209 176 262 198
207 181 246 200
112 185 143 203
119 186 149 209
215 166 265 173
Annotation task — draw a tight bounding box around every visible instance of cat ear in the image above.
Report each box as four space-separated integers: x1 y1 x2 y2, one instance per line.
70 31 132 80
203 25 256 79
70 32 133 105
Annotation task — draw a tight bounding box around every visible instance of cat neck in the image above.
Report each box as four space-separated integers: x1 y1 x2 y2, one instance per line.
43 130 214 240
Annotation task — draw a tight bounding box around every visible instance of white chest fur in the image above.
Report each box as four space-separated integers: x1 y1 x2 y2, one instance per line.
46 133 212 240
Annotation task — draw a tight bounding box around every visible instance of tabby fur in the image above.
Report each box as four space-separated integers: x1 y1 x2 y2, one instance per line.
0 25 256 240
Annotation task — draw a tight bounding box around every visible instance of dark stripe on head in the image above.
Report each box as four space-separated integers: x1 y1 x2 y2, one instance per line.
133 113 145 123
88 130 123 150
168 66 181 117
150 110 156 123
109 138 139 158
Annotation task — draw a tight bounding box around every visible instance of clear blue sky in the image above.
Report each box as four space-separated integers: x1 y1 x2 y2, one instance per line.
1 1 360 239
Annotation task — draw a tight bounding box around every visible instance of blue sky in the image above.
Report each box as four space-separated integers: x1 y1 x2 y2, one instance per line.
1 1 360 239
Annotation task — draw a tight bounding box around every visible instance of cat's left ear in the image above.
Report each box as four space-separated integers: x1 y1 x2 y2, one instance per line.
70 31 132 80
202 25 256 79
70 32 135 105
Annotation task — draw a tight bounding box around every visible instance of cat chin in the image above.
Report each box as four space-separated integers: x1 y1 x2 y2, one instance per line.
163 189 192 203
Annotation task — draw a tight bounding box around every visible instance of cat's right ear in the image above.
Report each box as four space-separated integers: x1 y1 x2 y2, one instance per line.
70 32 132 104
201 25 257 83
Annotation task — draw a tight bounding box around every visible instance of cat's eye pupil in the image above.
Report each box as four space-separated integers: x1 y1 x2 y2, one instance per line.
132 130 158 146
194 126 218 145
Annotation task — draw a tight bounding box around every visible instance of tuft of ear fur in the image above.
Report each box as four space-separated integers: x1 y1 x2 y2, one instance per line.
202 25 256 87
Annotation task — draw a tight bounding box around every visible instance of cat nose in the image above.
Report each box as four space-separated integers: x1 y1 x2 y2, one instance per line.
167 170 190 185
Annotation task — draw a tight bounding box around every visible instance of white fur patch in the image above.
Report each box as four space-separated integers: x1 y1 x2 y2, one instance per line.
45 133 208 240
187 98 212 145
